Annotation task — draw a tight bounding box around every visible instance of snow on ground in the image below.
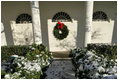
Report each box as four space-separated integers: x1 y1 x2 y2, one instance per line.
45 59 76 79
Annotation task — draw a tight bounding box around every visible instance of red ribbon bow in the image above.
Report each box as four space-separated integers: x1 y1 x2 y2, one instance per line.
57 22 63 29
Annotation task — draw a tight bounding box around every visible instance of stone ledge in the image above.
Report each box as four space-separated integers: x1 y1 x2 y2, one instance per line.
51 51 70 58
54 58 71 60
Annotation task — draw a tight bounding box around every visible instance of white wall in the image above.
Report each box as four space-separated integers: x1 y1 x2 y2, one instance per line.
1 1 117 51
1 22 7 46
10 21 33 45
92 21 114 43
39 1 85 50
92 1 117 44
48 19 77 51
1 1 32 45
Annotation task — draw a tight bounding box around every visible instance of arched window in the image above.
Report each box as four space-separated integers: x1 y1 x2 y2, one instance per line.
93 11 108 21
16 13 32 23
52 12 72 22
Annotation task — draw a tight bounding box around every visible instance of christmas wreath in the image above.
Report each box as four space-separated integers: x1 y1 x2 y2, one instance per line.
53 22 69 40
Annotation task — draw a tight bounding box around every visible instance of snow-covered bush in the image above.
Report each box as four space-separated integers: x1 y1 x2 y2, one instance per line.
87 43 117 61
70 48 117 79
4 44 53 79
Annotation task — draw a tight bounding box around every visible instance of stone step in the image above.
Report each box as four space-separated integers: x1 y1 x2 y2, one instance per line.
45 59 76 79
51 51 70 58
54 58 71 60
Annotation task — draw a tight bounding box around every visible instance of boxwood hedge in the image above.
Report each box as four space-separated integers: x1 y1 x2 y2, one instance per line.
87 43 117 60
1 45 30 63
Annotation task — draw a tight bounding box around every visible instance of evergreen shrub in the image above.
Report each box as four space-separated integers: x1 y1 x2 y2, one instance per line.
87 43 117 60
70 44 117 79
1 45 30 63
3 43 53 79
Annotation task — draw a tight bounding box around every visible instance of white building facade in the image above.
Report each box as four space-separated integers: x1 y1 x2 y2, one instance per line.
1 1 117 51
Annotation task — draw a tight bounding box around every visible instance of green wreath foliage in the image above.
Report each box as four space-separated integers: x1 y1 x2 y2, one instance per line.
53 23 69 40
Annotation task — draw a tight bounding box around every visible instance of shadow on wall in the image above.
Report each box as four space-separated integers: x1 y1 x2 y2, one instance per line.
55 31 77 51
112 19 117 44
2 21 14 46
1 21 34 46
55 19 86 51
1 1 32 46
91 30 101 39
40 17 50 50
11 22 33 45
76 20 85 48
